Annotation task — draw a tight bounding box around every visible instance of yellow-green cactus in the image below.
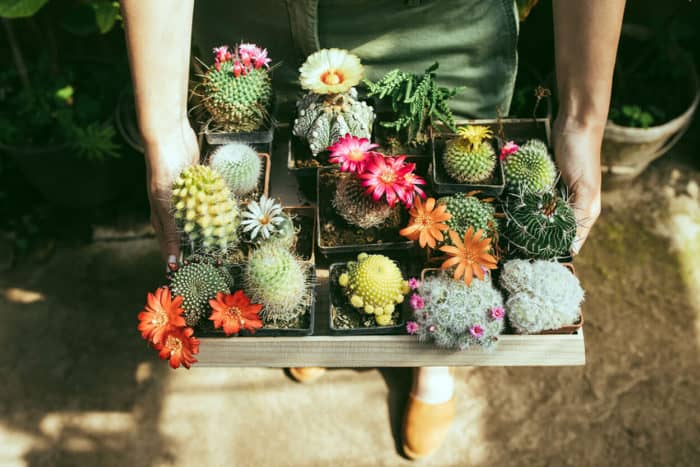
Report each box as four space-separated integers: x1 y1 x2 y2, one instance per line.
338 253 409 326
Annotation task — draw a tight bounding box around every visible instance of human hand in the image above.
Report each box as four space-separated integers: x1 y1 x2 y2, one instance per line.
144 121 200 265
552 117 603 255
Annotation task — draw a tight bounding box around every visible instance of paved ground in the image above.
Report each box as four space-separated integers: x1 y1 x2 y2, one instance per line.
1 136 699 466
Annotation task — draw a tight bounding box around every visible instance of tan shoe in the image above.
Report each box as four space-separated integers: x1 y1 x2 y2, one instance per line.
287 367 327 383
401 393 456 460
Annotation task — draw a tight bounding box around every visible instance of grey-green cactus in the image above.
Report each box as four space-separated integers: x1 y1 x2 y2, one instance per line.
208 142 262 197
333 173 394 229
503 139 556 193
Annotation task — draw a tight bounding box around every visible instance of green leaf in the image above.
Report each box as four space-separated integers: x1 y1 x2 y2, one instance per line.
91 0 119 34
0 0 48 18
54 85 74 104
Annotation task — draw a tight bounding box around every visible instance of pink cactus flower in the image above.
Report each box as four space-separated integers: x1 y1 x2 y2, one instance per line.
407 278 421 290
428 325 436 333
499 141 519 161
469 324 484 338
327 134 379 174
400 164 427 209
359 154 412 208
213 46 230 63
491 306 504 321
233 61 244 78
410 293 425 311
253 48 271 69
238 43 271 69
406 321 420 335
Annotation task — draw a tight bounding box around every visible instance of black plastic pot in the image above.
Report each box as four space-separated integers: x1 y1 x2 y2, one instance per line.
431 135 505 196
202 95 278 154
316 167 415 256
328 261 410 335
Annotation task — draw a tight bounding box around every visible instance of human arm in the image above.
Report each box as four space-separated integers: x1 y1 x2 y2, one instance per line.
551 0 626 253
121 0 199 263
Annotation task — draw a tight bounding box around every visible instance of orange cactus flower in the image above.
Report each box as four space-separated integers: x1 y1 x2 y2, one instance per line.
137 287 186 345
439 227 498 286
209 290 264 336
155 327 200 369
399 197 451 249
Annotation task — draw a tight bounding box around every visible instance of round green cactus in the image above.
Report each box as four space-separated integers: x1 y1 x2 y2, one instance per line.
438 194 497 242
293 88 375 156
244 243 311 324
338 253 409 326
503 139 557 193
260 212 297 250
202 61 271 132
502 189 577 259
333 173 393 229
209 142 262 197
443 125 496 183
170 262 231 326
172 165 240 254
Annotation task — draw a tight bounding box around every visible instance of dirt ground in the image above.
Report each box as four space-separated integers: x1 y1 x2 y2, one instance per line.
1 130 699 467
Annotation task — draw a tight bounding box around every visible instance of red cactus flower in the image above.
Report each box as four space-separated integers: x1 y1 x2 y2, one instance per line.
359 154 412 208
209 290 264 336
327 134 379 174
499 141 519 161
137 287 186 345
155 327 200 369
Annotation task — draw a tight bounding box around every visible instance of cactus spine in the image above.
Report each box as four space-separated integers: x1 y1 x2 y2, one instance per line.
208 142 262 197
170 262 231 326
503 139 556 193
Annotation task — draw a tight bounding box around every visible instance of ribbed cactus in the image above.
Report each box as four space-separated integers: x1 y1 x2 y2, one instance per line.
172 165 240 254
438 194 497 242
333 173 393 228
244 243 312 324
410 272 504 350
293 88 375 156
503 139 557 193
502 189 577 259
338 253 409 326
443 125 497 183
170 262 231 326
500 259 584 334
208 142 262 197
202 45 272 132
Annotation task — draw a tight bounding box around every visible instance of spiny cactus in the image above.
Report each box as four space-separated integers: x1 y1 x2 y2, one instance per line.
409 272 504 350
201 44 272 132
500 259 584 334
502 189 577 259
438 194 497 242
443 125 497 183
172 165 240 254
338 253 409 326
333 173 393 228
244 243 312 324
208 142 262 196
503 139 557 193
293 88 375 156
260 212 297 250
170 262 231 326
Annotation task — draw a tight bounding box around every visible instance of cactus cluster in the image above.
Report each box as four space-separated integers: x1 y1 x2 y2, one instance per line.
502 189 577 259
338 253 409 326
172 165 240 254
500 259 584 334
170 262 232 326
503 139 557 193
438 194 497 242
410 272 504 350
293 88 375 156
333 173 394 228
208 142 262 197
443 125 497 183
244 243 312 325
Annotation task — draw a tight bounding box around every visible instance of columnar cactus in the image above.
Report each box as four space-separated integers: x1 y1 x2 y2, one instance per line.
171 165 240 254
409 272 504 350
333 173 394 228
502 189 577 259
338 253 410 326
443 125 497 183
208 142 262 197
201 44 272 132
438 194 497 241
503 139 557 193
170 262 231 326
500 259 584 334
244 243 312 324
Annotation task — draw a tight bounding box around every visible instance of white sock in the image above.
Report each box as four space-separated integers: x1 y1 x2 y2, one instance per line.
412 367 454 404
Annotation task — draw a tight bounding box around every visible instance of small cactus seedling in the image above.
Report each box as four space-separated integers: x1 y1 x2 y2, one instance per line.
502 139 556 194
443 125 497 183
208 142 262 196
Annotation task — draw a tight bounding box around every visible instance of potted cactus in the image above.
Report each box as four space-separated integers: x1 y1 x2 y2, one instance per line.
207 142 271 202
364 62 461 157
329 253 411 334
502 138 557 195
195 43 275 152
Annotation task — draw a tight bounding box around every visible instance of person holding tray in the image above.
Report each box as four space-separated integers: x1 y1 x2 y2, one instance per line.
121 0 625 460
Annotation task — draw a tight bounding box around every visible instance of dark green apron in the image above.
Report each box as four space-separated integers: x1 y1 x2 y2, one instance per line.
193 0 518 118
